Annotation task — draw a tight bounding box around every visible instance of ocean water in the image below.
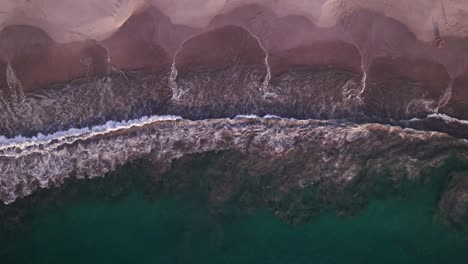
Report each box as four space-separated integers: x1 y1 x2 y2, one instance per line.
0 164 467 264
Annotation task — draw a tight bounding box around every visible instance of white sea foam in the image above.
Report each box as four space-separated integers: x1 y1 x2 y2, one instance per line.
426 113 468 125
0 115 182 152
263 114 281 119
2 111 468 158
234 114 300 121
406 113 468 125
1 111 467 204
3 113 292 151
234 115 260 119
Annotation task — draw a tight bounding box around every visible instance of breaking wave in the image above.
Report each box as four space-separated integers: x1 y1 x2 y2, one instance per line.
0 109 467 203
0 115 182 154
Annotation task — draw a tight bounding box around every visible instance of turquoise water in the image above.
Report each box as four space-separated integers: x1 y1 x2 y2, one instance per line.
1 183 467 264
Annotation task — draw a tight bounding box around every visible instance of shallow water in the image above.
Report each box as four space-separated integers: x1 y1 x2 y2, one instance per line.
0 167 467 264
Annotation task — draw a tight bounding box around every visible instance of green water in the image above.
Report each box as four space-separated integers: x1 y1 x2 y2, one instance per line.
1 185 467 264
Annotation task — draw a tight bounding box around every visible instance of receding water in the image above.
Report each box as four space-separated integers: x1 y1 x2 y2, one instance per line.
0 164 467 264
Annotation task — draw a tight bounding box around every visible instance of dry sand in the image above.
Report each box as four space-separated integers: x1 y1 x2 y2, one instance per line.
0 0 467 43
